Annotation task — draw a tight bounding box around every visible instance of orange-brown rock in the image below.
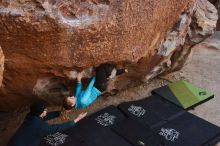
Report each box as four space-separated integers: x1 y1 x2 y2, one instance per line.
0 0 217 111
0 46 4 87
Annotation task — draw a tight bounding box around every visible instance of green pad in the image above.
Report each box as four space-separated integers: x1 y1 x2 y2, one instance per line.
152 80 214 109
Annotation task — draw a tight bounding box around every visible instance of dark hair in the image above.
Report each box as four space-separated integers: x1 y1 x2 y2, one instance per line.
29 100 48 116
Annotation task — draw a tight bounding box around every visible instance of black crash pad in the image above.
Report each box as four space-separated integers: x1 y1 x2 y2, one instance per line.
40 105 132 146
118 95 185 128
112 118 165 146
153 112 220 146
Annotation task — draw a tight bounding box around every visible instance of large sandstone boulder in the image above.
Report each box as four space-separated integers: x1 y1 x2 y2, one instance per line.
0 0 218 111
0 46 4 87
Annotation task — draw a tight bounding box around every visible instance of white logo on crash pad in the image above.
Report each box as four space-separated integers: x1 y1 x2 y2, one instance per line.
128 105 146 117
95 113 116 127
159 128 180 142
44 132 68 146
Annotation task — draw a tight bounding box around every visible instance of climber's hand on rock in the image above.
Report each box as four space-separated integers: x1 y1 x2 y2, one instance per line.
68 71 77 79
77 72 82 82
74 112 87 123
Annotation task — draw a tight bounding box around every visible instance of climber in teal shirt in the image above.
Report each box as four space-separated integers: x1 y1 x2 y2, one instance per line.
75 76 101 108
63 64 127 110
63 72 102 110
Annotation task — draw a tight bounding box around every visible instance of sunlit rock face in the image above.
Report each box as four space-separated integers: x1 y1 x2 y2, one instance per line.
0 0 217 111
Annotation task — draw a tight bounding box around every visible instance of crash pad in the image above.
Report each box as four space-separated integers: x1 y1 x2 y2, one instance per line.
152 80 214 109
40 106 131 146
118 95 185 128
153 112 220 146
40 95 220 146
112 118 165 146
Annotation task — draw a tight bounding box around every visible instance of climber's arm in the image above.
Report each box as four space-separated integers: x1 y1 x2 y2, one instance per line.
75 72 83 97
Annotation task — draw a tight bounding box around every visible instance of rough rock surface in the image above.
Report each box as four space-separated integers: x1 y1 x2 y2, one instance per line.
194 31 220 50
148 0 218 76
209 0 220 30
0 0 218 111
216 0 220 30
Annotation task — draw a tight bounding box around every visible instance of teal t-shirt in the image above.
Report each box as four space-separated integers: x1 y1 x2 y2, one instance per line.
75 77 102 109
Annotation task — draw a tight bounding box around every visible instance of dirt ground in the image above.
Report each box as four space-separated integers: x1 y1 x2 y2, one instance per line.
0 32 220 146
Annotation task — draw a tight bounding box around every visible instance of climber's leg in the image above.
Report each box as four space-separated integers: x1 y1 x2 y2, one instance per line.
94 66 108 92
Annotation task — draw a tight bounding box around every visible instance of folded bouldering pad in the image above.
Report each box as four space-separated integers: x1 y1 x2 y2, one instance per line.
152 80 214 109
66 105 126 133
40 105 132 146
118 95 185 127
112 118 165 146
153 112 220 146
